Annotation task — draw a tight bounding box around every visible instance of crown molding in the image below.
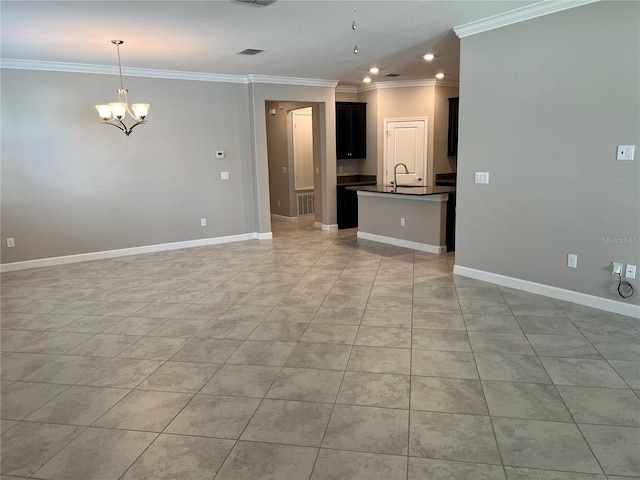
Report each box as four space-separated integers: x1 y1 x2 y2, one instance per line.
0 59 339 88
454 0 600 38
335 85 359 94
358 83 378 93
0 59 250 83
336 78 458 94
435 81 460 88
374 79 437 89
247 74 338 88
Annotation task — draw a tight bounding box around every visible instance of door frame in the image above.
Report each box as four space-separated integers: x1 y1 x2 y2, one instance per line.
382 117 429 186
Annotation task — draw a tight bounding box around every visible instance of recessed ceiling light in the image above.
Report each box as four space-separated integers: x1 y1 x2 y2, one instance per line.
363 77 372 83
423 53 435 61
369 67 379 74
435 73 445 79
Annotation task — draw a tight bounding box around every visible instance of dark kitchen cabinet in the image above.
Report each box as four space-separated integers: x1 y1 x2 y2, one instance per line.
337 185 358 229
447 97 459 157
336 102 366 159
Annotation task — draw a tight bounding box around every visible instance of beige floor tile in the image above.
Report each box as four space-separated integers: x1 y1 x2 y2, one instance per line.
215 441 318 480
121 434 234 480
312 449 407 480
33 427 157 480
1 382 69 420
137 361 220 393
93 390 193 431
165 394 260 438
201 364 280 397
323 404 409 455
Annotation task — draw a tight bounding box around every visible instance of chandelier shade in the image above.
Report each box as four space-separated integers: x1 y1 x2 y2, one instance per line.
95 40 149 137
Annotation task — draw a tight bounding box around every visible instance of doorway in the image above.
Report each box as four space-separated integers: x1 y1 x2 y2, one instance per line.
265 101 320 226
383 117 428 186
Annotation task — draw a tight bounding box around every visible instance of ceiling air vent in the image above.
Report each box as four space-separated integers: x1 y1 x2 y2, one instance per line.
238 48 264 56
383 73 400 77
235 0 277 6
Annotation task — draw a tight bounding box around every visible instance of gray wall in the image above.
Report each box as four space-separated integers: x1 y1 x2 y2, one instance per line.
1 69 255 263
456 1 640 306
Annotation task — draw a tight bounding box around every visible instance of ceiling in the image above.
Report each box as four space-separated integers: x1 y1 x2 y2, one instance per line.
1 0 539 86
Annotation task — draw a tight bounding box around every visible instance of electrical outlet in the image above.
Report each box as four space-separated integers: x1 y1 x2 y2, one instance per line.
625 264 637 279
221 171 229 180
6 237 15 248
400 218 406 227
612 262 624 275
200 218 207 227
315 167 320 175
567 254 578 268
617 145 635 161
338 166 344 173
277 200 280 207
215 150 225 159
282 167 287 174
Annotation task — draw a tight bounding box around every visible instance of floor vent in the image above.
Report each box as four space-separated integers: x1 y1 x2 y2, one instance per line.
297 192 315 216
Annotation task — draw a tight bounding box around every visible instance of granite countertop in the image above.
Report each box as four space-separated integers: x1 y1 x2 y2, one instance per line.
346 184 456 196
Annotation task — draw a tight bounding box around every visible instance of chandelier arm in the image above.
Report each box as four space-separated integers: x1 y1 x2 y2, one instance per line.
126 120 146 134
104 121 126 134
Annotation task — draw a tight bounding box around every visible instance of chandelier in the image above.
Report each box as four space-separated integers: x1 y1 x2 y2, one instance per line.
95 40 149 137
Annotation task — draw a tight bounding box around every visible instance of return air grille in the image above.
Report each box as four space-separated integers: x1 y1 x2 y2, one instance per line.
383 73 400 77
238 48 264 55
235 0 277 6
297 192 315 216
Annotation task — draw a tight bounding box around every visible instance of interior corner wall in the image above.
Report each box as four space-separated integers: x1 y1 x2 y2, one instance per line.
0 69 256 264
358 88 378 176
456 1 640 308
433 85 459 178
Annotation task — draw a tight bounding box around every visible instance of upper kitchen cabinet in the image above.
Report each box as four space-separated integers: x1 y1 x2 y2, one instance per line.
447 97 459 157
336 102 366 159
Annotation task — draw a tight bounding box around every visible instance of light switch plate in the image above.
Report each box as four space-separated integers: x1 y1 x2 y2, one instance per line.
221 171 229 180
625 264 637 279
475 172 489 184
567 254 578 268
617 145 635 161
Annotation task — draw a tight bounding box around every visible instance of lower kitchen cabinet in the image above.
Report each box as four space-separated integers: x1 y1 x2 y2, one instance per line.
337 186 358 229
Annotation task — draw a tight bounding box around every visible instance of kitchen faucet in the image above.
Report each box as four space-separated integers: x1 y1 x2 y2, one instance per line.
393 163 410 192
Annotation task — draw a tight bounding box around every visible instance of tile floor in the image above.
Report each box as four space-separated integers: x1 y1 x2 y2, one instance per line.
1 220 639 480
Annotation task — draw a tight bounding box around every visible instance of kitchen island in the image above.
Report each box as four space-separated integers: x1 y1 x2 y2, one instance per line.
347 185 455 254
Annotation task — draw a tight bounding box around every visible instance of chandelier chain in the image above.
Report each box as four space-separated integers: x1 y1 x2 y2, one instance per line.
115 42 124 90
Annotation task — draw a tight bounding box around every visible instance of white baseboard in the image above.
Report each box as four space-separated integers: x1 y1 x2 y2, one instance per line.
357 231 446 254
454 265 640 319
315 222 338 231
271 214 298 223
1 232 265 273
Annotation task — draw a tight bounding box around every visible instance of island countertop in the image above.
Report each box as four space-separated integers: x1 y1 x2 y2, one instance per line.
346 184 455 196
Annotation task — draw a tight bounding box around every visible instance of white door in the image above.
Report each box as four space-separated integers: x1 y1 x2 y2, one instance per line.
292 107 314 191
383 118 427 186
